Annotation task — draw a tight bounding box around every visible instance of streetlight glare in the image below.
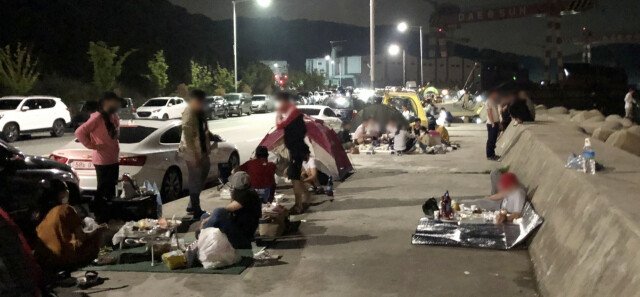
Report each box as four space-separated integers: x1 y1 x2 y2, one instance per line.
397 22 408 33
256 0 271 8
388 44 401 56
324 55 331 61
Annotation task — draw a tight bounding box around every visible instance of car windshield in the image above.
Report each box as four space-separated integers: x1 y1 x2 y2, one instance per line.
326 97 353 109
252 96 266 101
224 94 240 102
143 99 168 107
298 108 321 116
0 99 22 110
119 126 157 144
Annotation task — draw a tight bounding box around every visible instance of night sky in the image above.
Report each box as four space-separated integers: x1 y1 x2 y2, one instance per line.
170 0 640 57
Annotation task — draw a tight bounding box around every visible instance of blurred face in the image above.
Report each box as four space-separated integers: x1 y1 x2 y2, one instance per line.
189 97 204 111
103 99 121 113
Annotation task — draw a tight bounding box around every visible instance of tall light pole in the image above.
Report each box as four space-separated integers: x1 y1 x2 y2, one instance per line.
397 21 424 86
370 0 375 89
232 0 271 92
388 43 405 86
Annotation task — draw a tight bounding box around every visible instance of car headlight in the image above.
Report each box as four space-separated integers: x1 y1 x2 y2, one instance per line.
152 109 161 113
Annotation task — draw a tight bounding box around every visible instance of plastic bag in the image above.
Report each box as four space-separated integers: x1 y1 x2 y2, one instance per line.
197 228 240 269
565 153 584 170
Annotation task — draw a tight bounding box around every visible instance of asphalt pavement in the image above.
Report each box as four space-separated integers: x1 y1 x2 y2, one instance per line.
11 112 276 162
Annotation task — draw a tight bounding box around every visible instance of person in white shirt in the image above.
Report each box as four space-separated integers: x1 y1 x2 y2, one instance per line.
401 105 414 120
352 118 380 145
486 172 526 224
485 91 501 160
624 88 636 119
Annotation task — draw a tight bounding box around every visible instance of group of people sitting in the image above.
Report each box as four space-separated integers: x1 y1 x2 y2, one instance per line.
338 115 450 156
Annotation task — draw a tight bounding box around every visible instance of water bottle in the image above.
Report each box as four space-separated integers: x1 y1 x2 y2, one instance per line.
581 138 596 175
325 176 334 197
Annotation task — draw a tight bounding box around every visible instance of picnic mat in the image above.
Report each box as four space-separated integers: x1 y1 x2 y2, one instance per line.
411 203 543 250
84 233 254 275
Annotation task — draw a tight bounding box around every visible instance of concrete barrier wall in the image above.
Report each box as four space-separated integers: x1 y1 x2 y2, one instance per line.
496 121 640 297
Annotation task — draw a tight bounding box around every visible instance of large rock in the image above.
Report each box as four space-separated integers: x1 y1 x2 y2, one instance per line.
606 130 640 156
547 106 568 114
580 121 602 134
569 109 579 117
605 114 623 122
583 114 606 123
620 118 634 128
535 104 547 110
571 110 604 123
628 125 640 136
588 109 604 118
600 120 623 131
592 127 615 142
571 111 591 122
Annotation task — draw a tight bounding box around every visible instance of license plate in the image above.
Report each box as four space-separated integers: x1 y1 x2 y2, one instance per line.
70 160 94 170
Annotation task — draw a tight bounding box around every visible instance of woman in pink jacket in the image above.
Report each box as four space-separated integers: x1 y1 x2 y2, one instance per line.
75 92 121 222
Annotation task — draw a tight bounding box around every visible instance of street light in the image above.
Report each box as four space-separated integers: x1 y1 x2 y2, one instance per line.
324 55 331 61
396 21 423 86
388 43 406 86
232 0 271 92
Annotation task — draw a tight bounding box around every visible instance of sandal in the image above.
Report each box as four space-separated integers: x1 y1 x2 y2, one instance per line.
77 270 104 290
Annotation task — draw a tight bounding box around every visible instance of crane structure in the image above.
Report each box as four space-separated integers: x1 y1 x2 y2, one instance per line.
574 29 640 64
428 0 595 83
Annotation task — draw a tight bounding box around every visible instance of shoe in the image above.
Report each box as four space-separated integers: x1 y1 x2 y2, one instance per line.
487 156 501 161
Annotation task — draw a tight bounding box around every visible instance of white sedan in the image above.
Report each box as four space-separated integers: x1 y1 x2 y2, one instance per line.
297 105 343 131
135 97 186 120
50 120 239 202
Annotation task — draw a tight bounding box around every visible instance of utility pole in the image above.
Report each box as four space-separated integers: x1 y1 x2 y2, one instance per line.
370 0 375 89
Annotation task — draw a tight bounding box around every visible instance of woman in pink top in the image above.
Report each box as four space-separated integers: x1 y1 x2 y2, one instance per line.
75 92 122 222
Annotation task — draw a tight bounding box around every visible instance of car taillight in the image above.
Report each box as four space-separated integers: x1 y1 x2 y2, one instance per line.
119 155 146 166
50 154 69 164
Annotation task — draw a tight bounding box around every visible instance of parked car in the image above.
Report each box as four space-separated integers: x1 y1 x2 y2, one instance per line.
0 140 80 232
325 96 361 123
119 97 136 120
135 97 186 120
50 120 240 202
205 96 229 119
297 105 343 131
224 93 252 116
0 96 72 142
70 100 99 130
251 94 274 113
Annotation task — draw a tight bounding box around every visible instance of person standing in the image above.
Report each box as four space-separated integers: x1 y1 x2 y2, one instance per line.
485 91 501 161
75 92 122 222
179 89 213 218
275 92 310 214
624 88 636 119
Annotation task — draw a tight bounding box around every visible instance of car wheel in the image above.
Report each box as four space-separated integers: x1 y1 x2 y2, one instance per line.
50 119 65 137
161 167 182 203
2 123 20 142
162 114 169 120
247 108 253 116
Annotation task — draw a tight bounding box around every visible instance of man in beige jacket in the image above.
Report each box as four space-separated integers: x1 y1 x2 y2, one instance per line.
179 89 213 217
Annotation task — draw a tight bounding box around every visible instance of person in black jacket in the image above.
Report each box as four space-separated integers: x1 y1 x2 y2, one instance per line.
337 122 354 150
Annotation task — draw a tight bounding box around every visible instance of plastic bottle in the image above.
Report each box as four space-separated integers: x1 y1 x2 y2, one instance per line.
325 176 334 197
581 138 596 175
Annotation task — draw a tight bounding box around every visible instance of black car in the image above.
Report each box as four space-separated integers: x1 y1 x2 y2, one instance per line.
70 100 99 130
325 96 365 123
205 96 229 119
0 140 80 234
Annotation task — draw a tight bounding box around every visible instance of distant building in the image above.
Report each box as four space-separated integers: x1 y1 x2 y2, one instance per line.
306 54 477 88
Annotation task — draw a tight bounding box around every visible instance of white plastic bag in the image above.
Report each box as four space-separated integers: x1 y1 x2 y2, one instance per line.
197 228 240 269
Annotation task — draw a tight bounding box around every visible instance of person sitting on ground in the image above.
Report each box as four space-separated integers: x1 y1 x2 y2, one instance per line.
238 146 277 203
34 180 108 272
200 171 261 249
486 172 526 224
417 126 430 153
410 118 422 136
301 156 321 195
393 125 416 155
337 122 353 150
352 117 379 145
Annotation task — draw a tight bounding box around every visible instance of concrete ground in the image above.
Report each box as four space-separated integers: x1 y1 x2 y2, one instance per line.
59 123 538 297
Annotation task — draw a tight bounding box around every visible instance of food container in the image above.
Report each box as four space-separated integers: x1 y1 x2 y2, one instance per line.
162 251 186 270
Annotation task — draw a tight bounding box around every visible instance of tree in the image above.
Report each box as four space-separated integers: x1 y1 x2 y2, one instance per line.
213 64 235 94
87 41 135 91
146 50 169 95
189 60 214 94
286 70 325 92
242 62 275 94
0 43 40 95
